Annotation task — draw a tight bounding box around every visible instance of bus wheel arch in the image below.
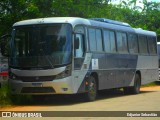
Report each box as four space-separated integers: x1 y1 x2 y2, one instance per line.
91 72 99 90
84 72 98 101
124 71 141 94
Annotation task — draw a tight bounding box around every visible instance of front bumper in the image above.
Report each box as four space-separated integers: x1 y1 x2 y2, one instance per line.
9 76 75 95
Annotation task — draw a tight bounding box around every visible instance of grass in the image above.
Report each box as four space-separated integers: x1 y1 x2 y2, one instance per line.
141 81 160 87
0 83 12 107
0 84 33 108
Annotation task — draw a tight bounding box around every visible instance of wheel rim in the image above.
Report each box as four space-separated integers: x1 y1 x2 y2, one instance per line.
135 75 140 93
88 78 97 98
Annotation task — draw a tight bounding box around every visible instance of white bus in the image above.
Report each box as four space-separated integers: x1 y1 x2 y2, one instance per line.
1 17 158 101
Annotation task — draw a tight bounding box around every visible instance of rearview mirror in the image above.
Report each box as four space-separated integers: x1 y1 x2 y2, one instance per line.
74 37 79 49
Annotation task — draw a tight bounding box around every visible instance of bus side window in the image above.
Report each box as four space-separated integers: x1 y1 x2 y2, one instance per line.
128 33 138 54
103 30 116 53
116 32 128 53
96 29 103 52
88 28 103 52
88 28 96 51
138 35 148 55
148 36 157 55
74 34 84 58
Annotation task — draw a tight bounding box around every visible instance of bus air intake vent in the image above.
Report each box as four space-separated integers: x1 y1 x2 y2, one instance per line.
21 87 55 93
90 18 131 27
17 76 56 82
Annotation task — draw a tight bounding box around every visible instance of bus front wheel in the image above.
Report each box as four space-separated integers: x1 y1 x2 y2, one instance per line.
84 76 97 102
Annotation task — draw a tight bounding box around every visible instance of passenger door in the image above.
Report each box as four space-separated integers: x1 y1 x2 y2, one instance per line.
74 34 85 70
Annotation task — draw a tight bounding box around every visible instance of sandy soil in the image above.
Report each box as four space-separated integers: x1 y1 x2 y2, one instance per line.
0 85 160 111
140 86 160 91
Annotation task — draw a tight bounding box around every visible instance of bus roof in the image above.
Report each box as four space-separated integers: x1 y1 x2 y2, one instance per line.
134 28 156 37
13 17 90 27
13 17 134 32
90 18 131 27
13 17 156 36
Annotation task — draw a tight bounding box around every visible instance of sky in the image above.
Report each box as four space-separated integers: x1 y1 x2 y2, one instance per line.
149 0 159 2
112 0 160 4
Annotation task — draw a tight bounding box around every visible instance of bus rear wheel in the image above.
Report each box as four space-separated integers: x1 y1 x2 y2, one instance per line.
84 76 97 102
124 73 141 94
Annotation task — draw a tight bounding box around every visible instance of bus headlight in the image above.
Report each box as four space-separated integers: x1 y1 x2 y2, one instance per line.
55 65 72 79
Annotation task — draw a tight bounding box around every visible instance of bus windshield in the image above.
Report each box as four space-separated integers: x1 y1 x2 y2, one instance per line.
10 24 72 69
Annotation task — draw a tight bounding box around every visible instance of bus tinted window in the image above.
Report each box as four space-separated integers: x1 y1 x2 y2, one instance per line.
148 37 157 55
138 35 148 54
88 28 96 51
103 30 116 53
116 32 128 53
88 28 103 52
128 34 138 54
103 30 110 52
110 31 116 52
96 29 103 51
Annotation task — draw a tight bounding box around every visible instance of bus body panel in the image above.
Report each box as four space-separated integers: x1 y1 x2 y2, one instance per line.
137 55 158 84
90 53 138 90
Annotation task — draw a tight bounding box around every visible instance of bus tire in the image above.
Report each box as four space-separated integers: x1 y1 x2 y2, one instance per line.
132 73 141 94
124 73 141 94
84 76 97 102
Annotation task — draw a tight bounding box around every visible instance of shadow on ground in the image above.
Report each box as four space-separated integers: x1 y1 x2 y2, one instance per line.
11 88 156 106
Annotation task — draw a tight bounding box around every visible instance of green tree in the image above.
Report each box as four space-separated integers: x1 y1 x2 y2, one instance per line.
0 0 160 40
0 0 40 36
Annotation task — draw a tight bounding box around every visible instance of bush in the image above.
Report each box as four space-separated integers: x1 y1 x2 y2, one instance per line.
0 84 33 107
0 83 12 107
142 81 159 87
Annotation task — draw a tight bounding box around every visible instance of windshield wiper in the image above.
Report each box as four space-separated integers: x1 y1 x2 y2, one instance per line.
39 42 54 69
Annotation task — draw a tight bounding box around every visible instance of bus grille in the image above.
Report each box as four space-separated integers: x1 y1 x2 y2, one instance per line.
21 87 55 93
17 76 56 82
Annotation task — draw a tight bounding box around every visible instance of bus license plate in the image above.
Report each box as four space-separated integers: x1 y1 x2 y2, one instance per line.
32 83 42 87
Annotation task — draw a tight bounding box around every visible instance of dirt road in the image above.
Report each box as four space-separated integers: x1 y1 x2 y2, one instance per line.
0 86 160 120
